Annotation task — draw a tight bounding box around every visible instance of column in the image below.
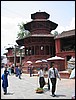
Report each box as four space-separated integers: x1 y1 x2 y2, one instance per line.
55 39 61 53
14 45 16 67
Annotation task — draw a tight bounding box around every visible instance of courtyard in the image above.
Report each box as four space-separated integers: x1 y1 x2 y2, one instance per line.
1 68 75 99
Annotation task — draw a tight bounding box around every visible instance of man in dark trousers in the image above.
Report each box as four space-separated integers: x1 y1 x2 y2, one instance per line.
48 62 61 97
29 67 32 77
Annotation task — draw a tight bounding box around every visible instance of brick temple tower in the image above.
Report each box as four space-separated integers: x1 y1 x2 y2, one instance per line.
16 11 58 73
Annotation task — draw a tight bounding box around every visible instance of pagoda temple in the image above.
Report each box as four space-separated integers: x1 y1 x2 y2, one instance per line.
16 11 58 73
4 11 75 74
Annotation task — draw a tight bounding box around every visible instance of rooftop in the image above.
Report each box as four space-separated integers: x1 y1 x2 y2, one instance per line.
54 29 75 39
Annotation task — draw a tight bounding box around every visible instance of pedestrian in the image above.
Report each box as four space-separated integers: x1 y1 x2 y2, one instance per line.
48 62 61 97
15 66 19 77
29 67 32 77
8 65 11 75
18 66 22 79
31 64 34 76
38 67 45 88
11 65 14 74
1 67 9 95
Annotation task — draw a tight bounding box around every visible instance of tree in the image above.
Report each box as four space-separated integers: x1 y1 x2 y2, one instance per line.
17 22 30 39
53 31 58 36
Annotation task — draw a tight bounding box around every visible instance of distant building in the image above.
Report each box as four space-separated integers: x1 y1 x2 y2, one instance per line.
54 29 75 70
3 46 25 66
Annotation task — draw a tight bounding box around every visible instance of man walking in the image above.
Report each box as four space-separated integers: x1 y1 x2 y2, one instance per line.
48 62 61 97
18 66 22 79
29 67 32 77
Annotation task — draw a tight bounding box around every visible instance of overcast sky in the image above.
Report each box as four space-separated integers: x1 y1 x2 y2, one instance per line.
1 1 75 56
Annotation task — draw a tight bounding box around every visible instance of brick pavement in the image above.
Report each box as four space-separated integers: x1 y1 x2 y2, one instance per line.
1 68 75 99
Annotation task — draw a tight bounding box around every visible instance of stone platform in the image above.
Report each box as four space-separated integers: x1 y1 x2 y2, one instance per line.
59 71 70 79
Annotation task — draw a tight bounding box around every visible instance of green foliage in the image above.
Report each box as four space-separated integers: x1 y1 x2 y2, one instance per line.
17 22 31 39
35 88 43 91
54 31 58 36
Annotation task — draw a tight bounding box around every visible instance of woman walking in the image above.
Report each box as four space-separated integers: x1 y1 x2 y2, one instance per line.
1 67 9 95
38 67 45 88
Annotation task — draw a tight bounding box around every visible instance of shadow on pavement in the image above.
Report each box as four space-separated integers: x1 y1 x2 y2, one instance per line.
55 94 66 97
6 92 14 95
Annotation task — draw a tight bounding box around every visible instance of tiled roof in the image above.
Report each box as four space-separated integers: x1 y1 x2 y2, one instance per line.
54 29 75 39
16 34 54 46
17 34 54 40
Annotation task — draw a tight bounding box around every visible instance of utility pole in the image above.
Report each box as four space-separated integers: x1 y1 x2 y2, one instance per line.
14 45 16 67
20 49 22 66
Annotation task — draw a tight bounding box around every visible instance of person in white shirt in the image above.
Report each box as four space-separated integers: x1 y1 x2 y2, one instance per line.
38 66 45 88
48 62 61 97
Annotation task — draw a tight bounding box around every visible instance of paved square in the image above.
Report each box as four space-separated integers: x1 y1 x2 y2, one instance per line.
1 68 75 99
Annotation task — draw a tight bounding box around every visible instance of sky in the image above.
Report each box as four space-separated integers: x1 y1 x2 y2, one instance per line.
1 1 75 56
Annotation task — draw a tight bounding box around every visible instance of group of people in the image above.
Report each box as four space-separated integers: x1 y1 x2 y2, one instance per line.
38 62 61 97
1 64 22 95
5 64 14 75
1 62 60 97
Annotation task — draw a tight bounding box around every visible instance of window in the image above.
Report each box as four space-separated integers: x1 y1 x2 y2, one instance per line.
35 46 39 55
45 46 49 55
